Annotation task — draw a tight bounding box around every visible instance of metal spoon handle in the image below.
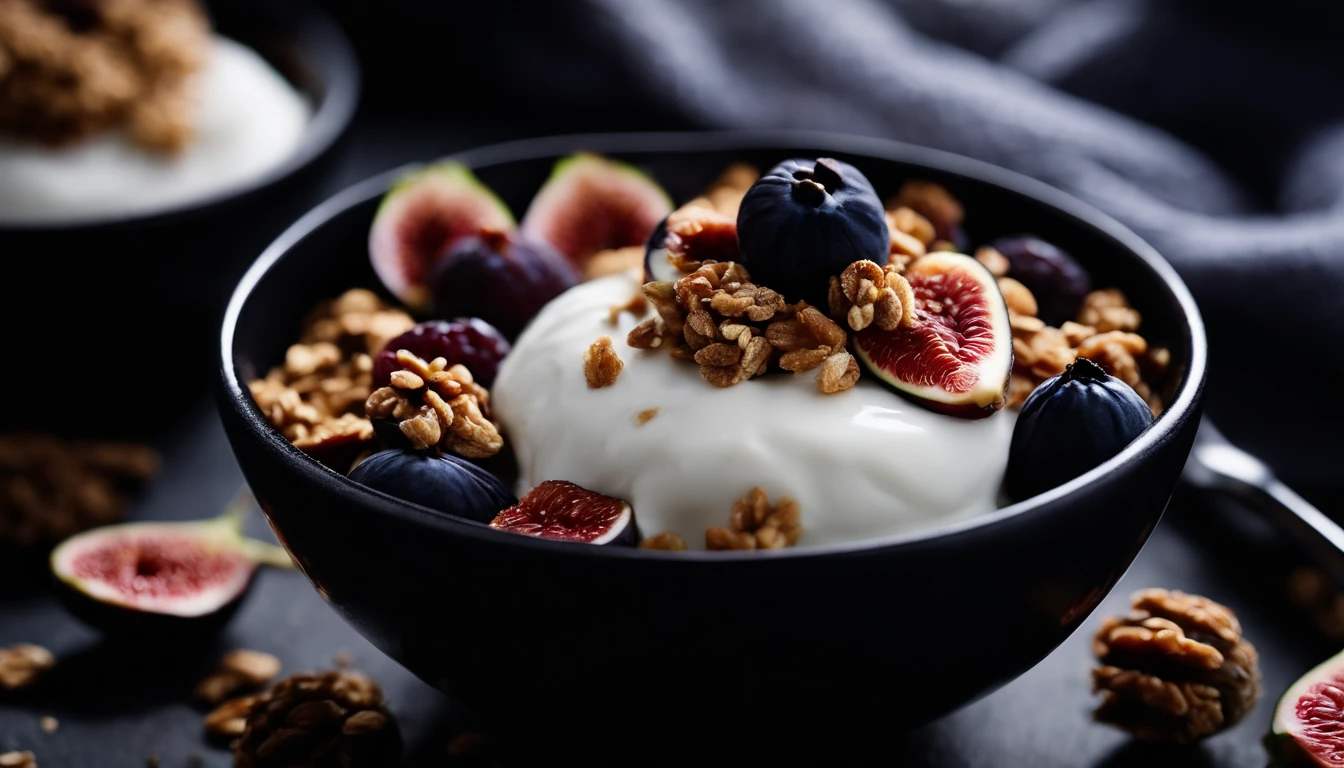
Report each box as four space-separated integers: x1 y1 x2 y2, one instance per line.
1187 431 1344 584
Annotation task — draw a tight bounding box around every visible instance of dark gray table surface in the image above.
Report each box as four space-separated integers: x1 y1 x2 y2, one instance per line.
0 112 1333 767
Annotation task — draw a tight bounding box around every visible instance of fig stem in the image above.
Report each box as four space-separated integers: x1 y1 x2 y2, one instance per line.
793 178 827 206
219 487 295 569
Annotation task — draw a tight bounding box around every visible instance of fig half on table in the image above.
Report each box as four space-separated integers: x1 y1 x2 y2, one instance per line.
49 498 292 637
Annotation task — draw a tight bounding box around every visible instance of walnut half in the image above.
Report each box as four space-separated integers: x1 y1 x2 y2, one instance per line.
1092 588 1260 744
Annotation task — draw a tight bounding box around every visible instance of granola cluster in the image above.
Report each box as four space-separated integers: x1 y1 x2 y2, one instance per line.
1093 588 1260 744
364 350 502 459
0 0 211 151
706 487 803 550
976 246 1171 413
629 259 858 393
0 433 158 549
248 290 414 464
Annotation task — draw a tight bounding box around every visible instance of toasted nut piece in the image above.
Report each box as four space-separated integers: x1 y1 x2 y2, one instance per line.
779 347 831 373
975 246 1010 278
639 532 688 550
0 644 54 691
583 336 624 388
626 317 666 349
634 407 660 426
888 206 936 245
998 278 1038 317
817 352 861 394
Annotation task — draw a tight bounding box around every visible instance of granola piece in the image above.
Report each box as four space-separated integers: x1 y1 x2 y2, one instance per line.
997 278 1038 317
884 211 928 263
642 281 684 337
193 650 282 705
607 289 648 325
1077 331 1147 388
1093 589 1260 744
974 246 1010 278
707 487 802 550
584 337 624 388
638 531 687 551
633 408 660 426
1078 289 1142 333
0 644 54 691
204 693 259 737
1060 321 1097 346
39 717 56 734
586 246 645 281
626 317 667 350
228 670 400 767
888 206 936 246
891 180 963 242
1028 327 1074 379
1007 374 1037 407
0 752 35 768
704 163 759 218
817 351 860 394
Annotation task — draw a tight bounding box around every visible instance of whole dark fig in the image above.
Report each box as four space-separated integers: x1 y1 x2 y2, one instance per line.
349 450 516 523
1005 358 1154 501
429 229 578 340
991 235 1092 325
737 158 888 306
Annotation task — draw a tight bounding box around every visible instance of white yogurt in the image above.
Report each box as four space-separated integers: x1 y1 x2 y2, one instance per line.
0 37 311 224
494 270 1016 549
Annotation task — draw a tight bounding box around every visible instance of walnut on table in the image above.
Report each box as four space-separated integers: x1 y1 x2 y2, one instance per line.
211 670 400 768
1092 588 1260 744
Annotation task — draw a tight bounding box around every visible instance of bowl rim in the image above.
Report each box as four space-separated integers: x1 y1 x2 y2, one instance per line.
0 3 360 233
219 129 1208 562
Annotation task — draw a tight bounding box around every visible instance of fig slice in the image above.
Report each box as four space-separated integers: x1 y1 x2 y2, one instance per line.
1269 646 1344 766
520 152 672 272
49 496 291 636
490 480 636 546
854 251 1012 418
368 161 514 310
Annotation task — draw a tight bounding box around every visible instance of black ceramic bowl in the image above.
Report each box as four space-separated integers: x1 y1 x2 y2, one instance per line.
0 0 358 436
219 131 1206 762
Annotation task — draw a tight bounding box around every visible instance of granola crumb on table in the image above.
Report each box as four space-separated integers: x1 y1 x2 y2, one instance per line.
0 644 54 691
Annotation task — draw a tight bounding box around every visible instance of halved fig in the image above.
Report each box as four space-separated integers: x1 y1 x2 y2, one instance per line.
490 480 635 546
854 252 1012 418
49 500 291 637
1269 646 1344 766
520 153 672 272
368 161 514 310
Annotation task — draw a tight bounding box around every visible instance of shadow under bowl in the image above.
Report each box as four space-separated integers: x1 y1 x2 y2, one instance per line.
218 131 1206 762
0 0 359 437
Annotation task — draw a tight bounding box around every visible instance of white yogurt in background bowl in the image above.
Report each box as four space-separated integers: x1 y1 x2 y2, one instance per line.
0 3 359 437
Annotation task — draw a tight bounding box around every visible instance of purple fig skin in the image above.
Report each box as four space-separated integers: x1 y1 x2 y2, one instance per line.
373 318 511 389
991 235 1092 325
428 230 578 340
